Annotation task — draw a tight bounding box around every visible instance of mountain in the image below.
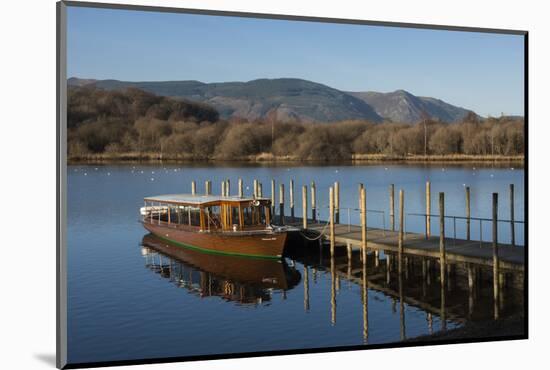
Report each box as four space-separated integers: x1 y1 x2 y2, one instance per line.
68 77 384 123
68 77 478 124
348 90 474 123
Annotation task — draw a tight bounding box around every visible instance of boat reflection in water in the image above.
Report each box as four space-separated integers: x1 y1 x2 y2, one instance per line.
141 234 301 305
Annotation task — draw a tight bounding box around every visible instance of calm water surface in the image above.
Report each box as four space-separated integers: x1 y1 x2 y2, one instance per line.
67 163 525 364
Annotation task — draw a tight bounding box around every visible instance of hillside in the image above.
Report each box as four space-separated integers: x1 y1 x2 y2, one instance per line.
69 77 384 123
349 90 474 123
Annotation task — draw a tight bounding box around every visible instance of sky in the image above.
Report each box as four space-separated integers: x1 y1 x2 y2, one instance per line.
67 6 525 116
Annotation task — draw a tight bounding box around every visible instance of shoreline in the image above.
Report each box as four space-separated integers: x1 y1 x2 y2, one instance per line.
68 152 525 165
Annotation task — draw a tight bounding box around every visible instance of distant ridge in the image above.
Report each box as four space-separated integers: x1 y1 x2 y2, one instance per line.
68 77 480 123
348 90 475 123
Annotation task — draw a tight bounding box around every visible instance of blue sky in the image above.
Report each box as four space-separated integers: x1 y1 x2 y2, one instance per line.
67 6 525 116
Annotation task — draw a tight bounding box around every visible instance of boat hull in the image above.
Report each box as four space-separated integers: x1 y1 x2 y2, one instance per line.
142 222 287 259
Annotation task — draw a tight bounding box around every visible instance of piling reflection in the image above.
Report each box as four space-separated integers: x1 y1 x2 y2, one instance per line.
141 234 301 305
292 242 524 341
140 235 524 341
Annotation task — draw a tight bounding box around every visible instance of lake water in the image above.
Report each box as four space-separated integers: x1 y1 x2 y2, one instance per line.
67 162 525 364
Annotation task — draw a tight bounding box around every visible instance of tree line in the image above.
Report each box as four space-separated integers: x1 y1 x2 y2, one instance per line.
68 87 524 161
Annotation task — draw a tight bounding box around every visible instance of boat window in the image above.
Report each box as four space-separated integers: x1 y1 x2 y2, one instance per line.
205 206 222 229
243 204 265 226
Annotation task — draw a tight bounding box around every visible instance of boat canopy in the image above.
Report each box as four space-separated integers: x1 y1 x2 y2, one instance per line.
144 194 271 206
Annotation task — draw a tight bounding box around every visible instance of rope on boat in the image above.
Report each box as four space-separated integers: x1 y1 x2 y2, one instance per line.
299 219 330 241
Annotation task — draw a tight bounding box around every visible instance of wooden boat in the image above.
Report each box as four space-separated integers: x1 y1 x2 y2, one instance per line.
140 193 291 259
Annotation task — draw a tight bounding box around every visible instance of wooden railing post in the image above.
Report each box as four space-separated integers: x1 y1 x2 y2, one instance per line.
290 179 295 222
493 192 500 319
191 181 196 196
361 186 367 263
390 184 395 231
302 185 308 230
426 181 431 238
205 180 211 195
439 192 446 287
271 179 275 217
510 184 515 247
329 186 335 256
466 186 471 240
311 181 317 222
226 179 230 196
334 181 340 224
399 189 404 274
279 183 285 225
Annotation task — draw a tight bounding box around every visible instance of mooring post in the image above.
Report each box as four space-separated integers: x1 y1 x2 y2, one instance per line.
334 181 340 224
466 186 471 240
258 182 263 197
290 179 295 222
510 184 515 247
439 192 446 287
426 181 431 238
191 181 196 196
253 179 258 198
302 185 308 230
270 179 275 215
279 183 285 225
329 186 335 257
361 186 367 263
221 180 226 197
390 184 395 231
311 181 317 222
226 179 230 196
358 183 364 210
493 192 500 318
205 180 211 195
398 189 404 275
238 178 243 198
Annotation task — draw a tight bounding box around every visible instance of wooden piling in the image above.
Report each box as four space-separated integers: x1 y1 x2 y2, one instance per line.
221 180 226 197
466 186 471 240
493 192 500 316
253 179 258 198
205 180 211 195
334 181 340 224
311 181 317 222
279 183 285 225
302 185 308 230
426 181 431 238
270 179 275 215
329 186 335 256
510 184 515 247
361 186 367 262
399 189 404 262
226 179 230 196
290 179 295 222
390 184 395 231
191 181 196 196
439 192 446 286
258 182 263 197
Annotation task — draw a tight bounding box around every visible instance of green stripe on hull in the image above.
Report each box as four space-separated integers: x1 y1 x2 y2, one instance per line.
154 233 282 260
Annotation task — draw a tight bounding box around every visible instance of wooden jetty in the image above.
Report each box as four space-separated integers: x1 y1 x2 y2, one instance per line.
276 182 524 274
